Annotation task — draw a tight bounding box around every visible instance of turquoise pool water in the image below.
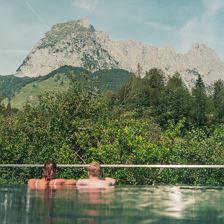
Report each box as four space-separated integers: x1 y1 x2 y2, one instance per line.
0 185 224 223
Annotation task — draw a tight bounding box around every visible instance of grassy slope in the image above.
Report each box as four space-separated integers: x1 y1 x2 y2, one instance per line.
10 73 70 109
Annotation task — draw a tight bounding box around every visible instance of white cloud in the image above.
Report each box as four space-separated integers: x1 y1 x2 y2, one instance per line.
176 0 224 58
146 21 176 33
203 0 224 16
73 0 98 11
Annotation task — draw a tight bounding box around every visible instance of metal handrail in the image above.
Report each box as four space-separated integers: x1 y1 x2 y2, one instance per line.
0 164 224 168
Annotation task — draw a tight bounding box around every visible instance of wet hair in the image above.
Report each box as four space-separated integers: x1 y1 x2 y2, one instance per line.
88 162 102 178
42 160 57 181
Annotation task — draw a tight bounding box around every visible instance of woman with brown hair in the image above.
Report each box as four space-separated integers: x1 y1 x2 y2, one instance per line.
28 160 76 189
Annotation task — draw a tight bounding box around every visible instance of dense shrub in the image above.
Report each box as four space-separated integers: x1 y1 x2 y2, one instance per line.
1 70 224 185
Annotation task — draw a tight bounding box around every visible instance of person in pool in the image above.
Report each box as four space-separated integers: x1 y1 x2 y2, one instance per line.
28 160 76 189
76 162 115 188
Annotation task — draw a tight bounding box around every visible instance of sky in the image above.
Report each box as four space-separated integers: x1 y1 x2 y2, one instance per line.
0 0 224 75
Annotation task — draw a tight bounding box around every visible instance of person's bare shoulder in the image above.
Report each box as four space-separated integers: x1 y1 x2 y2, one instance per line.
105 177 116 185
77 179 115 188
76 179 90 186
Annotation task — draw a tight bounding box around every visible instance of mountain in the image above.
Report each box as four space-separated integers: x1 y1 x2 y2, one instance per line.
16 19 118 77
5 66 133 109
17 18 224 87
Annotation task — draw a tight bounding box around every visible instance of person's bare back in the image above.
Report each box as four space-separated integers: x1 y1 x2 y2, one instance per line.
76 162 115 188
28 160 76 189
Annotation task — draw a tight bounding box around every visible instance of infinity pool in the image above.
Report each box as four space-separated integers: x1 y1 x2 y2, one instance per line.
0 185 224 223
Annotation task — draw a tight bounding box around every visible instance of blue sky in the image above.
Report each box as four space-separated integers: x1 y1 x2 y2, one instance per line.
0 0 224 74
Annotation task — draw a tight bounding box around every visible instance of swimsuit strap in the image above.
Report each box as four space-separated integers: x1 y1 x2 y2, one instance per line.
53 179 57 188
35 179 39 188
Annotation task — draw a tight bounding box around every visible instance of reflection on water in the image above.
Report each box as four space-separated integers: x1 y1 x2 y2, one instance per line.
0 185 224 223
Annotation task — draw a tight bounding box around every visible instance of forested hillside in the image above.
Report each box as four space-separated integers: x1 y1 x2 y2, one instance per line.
0 75 37 99
0 66 133 109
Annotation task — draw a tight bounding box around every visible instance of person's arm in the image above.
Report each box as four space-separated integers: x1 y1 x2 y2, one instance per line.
49 179 76 186
28 179 36 187
64 179 76 185
28 178 48 189
49 179 65 186
76 179 89 186
105 177 116 185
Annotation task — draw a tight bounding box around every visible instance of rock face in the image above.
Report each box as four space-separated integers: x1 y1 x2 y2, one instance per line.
17 18 224 86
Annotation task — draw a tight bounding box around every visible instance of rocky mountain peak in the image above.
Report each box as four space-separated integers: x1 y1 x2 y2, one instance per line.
77 18 90 28
16 19 224 86
189 43 219 58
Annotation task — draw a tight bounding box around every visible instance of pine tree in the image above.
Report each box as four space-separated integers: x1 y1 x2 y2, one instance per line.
213 79 224 121
143 68 165 108
157 73 192 126
136 63 142 77
191 74 208 126
6 100 12 115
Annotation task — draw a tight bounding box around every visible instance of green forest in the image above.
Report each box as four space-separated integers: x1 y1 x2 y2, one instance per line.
1 67 224 185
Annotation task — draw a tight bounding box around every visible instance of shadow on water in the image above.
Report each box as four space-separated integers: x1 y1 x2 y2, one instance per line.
1 185 224 224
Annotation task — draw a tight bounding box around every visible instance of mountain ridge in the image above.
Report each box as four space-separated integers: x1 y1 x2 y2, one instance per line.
16 18 224 87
